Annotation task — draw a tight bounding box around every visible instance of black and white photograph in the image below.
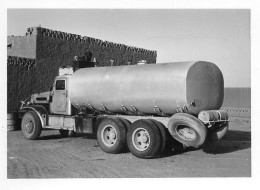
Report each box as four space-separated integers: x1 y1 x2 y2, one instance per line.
1 0 259 189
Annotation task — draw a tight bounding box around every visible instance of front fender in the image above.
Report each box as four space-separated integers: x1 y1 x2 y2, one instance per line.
20 105 49 127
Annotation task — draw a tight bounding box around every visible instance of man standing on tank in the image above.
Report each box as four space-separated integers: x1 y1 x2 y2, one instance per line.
73 50 95 71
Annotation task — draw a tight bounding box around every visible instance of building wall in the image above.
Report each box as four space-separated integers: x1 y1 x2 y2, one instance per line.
9 27 250 118
7 27 157 112
7 56 36 113
7 27 37 59
34 27 157 93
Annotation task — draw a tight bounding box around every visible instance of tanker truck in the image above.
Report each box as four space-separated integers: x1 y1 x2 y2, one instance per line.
19 61 229 158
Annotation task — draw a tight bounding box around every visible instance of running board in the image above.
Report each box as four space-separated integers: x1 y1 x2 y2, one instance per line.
43 125 74 130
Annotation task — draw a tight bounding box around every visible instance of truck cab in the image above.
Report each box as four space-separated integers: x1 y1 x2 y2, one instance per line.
27 74 72 116
50 75 72 115
19 72 96 139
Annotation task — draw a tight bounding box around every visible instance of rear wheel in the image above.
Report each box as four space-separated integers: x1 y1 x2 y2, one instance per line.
149 119 167 156
97 117 127 154
167 113 207 147
127 119 162 158
21 111 42 140
117 117 131 129
117 117 132 151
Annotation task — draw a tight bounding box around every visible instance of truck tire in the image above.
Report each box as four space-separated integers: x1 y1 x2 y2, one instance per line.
117 117 132 151
21 111 42 140
127 119 162 158
59 130 75 138
97 118 127 154
117 117 131 129
167 135 188 154
148 119 167 156
167 113 207 147
207 122 229 142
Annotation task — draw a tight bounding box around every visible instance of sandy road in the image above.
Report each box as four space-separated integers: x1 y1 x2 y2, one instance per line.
7 117 251 178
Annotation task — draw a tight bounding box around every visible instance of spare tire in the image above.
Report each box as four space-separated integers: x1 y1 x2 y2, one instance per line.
167 113 207 147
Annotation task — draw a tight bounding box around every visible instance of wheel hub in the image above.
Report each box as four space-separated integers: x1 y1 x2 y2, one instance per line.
102 125 117 147
132 128 150 151
141 133 148 143
108 129 116 139
25 121 33 134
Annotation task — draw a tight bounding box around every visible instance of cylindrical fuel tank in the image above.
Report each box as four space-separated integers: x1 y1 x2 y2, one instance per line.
69 61 224 116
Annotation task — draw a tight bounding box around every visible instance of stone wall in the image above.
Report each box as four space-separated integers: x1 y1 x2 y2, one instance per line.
7 56 36 112
34 27 157 94
7 26 251 119
7 27 157 112
7 27 37 59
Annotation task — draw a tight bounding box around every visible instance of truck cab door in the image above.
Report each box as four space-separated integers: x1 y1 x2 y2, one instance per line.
51 79 67 114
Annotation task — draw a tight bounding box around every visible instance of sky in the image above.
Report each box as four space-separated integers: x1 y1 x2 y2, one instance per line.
7 9 250 87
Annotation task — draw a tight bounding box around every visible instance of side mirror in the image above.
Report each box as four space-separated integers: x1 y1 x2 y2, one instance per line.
49 84 53 91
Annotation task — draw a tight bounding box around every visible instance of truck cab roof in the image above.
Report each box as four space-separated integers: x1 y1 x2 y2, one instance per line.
56 74 72 80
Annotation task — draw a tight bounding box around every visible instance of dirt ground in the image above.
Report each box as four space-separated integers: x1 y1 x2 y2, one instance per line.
7 117 251 178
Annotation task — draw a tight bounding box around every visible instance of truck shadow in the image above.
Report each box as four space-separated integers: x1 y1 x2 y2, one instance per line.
38 134 63 140
202 130 251 154
160 130 251 158
38 130 251 157
38 133 92 140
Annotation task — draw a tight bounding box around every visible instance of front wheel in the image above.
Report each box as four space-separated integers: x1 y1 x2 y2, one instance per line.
21 111 42 140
